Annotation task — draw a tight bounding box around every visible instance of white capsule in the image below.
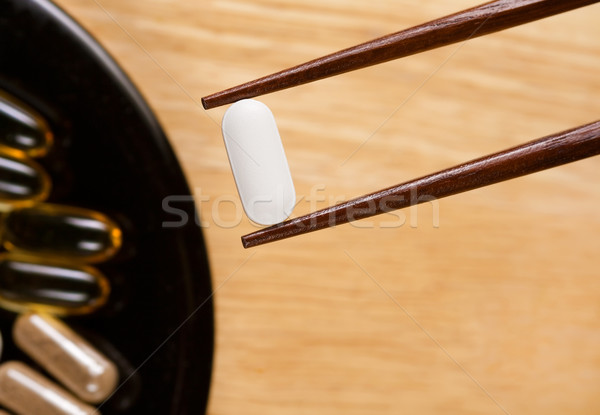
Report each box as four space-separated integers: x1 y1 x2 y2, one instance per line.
0 361 98 415
221 99 295 225
13 313 119 404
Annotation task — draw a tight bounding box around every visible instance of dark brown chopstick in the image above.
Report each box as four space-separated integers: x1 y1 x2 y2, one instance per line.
241 120 600 248
202 0 598 109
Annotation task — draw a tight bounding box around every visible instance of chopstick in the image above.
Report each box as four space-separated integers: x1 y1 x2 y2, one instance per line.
202 0 598 109
241 120 600 248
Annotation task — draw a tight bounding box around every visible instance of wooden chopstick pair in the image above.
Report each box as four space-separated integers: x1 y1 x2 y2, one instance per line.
202 0 600 248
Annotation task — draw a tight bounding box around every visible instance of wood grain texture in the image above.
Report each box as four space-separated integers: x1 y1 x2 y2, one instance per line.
52 1 600 414
202 0 599 108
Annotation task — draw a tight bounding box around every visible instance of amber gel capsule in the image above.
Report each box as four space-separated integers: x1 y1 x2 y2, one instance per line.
14 313 119 404
0 361 98 415
0 254 110 316
0 90 53 157
3 203 123 263
0 150 51 211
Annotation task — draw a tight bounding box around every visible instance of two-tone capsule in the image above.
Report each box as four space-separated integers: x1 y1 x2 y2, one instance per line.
0 361 98 415
14 312 119 404
2 203 123 263
0 90 53 157
0 254 110 316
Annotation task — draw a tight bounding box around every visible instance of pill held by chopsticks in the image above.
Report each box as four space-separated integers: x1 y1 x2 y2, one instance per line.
221 99 295 225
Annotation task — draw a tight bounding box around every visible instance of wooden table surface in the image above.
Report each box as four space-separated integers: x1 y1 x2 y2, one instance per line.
53 1 600 413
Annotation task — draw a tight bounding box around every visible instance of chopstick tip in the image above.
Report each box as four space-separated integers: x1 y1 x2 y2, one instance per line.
202 92 236 109
200 96 211 110
241 235 253 249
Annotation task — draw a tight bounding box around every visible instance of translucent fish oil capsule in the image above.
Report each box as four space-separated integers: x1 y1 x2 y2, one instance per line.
0 361 98 415
0 254 110 315
0 90 53 157
0 150 51 211
221 99 295 225
3 203 123 263
14 312 119 404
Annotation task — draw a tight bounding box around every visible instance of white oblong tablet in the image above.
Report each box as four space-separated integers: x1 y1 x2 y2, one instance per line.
221 99 295 225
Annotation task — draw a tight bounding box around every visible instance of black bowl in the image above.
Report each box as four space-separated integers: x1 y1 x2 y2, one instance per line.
0 0 213 413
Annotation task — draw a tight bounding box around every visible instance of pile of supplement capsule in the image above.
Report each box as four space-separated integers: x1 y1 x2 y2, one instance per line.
0 90 122 414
